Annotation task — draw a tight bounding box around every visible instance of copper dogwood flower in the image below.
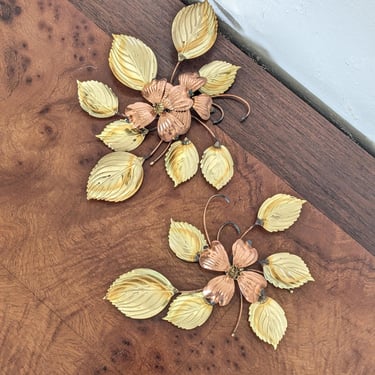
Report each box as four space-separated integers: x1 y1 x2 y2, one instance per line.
77 1 250 202
200 239 267 306
125 73 212 142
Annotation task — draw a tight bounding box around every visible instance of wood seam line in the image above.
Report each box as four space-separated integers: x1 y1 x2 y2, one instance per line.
0 262 122 375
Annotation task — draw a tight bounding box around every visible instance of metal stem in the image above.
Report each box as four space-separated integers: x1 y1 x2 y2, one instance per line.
203 194 230 246
231 291 243 337
169 60 181 83
192 115 218 142
149 141 172 165
212 94 251 122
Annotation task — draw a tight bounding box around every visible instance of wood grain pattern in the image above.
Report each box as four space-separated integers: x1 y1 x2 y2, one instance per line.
69 0 375 254
0 265 117 374
0 0 374 374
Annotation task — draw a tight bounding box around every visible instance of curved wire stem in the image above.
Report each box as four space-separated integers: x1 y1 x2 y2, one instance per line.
179 288 204 295
144 139 163 161
147 126 158 132
216 221 241 242
170 60 182 83
149 141 171 165
240 223 258 240
231 291 243 337
116 112 128 119
212 94 251 122
192 115 218 142
203 194 230 246
211 103 225 125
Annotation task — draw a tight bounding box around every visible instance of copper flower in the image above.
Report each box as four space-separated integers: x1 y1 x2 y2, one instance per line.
125 73 212 142
199 239 267 306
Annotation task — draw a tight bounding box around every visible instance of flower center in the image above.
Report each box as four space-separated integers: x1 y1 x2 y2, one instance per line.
153 102 165 115
227 265 241 280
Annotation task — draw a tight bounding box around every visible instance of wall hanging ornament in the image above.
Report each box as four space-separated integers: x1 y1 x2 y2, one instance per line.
105 194 314 349
77 0 250 202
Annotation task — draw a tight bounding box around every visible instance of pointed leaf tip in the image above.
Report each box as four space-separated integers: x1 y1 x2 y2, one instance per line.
97 120 148 152
106 268 177 319
199 60 240 95
77 80 118 118
249 297 287 349
87 151 144 202
257 194 306 232
168 219 207 262
109 34 157 91
201 144 234 190
163 292 213 329
165 139 199 187
172 1 218 61
262 252 314 289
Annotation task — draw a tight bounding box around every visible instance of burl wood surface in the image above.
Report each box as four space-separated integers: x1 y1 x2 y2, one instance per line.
0 1 374 374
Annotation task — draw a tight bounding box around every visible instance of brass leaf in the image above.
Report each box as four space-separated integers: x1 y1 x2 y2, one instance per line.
249 297 287 350
171 0 218 61
109 34 158 91
163 292 213 329
199 60 240 96
257 194 306 232
262 252 314 289
97 120 148 152
200 142 234 190
165 138 199 187
77 80 118 118
105 268 177 319
168 219 207 262
87 152 144 202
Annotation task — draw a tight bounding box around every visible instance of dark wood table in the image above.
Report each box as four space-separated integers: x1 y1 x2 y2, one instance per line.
1 1 374 373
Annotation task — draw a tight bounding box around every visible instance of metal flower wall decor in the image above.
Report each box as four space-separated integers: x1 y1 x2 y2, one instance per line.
77 1 251 202
105 194 314 349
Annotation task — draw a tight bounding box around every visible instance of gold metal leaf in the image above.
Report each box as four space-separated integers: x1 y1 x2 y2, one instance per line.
77 80 118 118
249 297 287 350
87 152 144 202
262 252 314 289
105 268 177 319
200 142 234 190
168 219 207 262
163 292 213 329
165 138 199 187
257 194 306 232
199 60 240 96
97 120 148 152
171 0 218 61
109 34 158 91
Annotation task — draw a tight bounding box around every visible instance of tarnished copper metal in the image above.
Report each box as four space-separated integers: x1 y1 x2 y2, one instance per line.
203 275 234 306
199 238 267 306
232 239 259 268
178 72 207 92
125 78 194 142
199 240 230 272
237 271 268 303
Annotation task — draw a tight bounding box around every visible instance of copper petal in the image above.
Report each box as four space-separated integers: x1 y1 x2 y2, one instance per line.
232 239 259 268
171 109 191 132
157 112 189 142
199 240 230 272
162 85 193 111
125 102 156 128
193 94 212 120
237 271 267 304
178 72 207 92
203 275 235 306
141 79 172 105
